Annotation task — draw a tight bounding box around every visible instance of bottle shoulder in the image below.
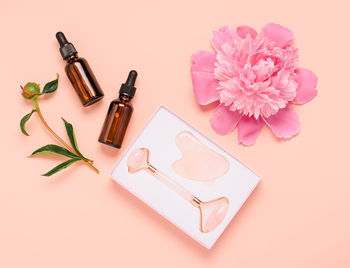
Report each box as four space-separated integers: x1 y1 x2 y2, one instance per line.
66 56 87 65
76 57 87 63
110 99 133 108
65 57 89 71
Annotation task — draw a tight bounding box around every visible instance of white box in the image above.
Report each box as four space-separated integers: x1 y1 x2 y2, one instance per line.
111 106 260 249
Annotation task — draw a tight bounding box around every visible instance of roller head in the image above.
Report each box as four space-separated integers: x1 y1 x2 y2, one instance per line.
198 197 229 233
127 148 150 173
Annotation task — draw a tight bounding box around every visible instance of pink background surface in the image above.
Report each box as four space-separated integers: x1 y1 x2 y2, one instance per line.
1 0 349 267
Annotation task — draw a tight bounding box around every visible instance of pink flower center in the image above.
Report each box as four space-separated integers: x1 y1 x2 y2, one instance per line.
214 34 298 119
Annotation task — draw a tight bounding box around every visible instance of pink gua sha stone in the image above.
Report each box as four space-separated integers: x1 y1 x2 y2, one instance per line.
172 131 229 182
127 147 229 233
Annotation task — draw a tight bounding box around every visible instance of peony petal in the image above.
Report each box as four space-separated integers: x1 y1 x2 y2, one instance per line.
263 106 300 139
210 104 242 135
211 26 237 52
261 23 294 48
191 51 219 105
191 51 216 72
192 72 219 105
238 116 263 146
292 68 318 105
236 25 257 39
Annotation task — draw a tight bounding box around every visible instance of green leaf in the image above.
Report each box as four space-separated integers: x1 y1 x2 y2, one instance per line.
31 144 80 159
42 158 80 176
62 118 83 157
20 109 36 136
42 74 59 94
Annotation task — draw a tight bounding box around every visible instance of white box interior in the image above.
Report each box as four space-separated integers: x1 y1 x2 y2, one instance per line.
111 106 260 249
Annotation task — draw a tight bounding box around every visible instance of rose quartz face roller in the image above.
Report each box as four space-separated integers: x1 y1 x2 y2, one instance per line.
127 147 229 233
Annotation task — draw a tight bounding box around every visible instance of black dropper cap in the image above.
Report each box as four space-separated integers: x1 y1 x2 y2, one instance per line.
119 70 138 98
56 32 77 60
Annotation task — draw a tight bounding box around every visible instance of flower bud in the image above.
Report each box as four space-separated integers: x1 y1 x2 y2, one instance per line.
21 82 40 99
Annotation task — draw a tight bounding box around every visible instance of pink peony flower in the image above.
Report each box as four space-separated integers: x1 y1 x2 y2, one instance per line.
191 23 317 145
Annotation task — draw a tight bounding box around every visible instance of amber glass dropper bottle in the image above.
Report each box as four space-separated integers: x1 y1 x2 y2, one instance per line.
99 70 138 149
56 31 104 106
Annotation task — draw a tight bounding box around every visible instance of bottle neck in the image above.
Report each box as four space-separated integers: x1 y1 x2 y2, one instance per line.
119 93 132 104
66 54 78 63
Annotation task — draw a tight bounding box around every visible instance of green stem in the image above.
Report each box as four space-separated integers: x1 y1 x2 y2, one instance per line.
32 97 99 174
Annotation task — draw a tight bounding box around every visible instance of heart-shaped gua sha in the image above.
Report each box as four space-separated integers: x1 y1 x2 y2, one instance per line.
172 131 229 182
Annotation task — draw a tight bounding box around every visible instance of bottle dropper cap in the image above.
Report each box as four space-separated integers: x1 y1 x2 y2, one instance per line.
120 70 138 98
56 32 77 59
